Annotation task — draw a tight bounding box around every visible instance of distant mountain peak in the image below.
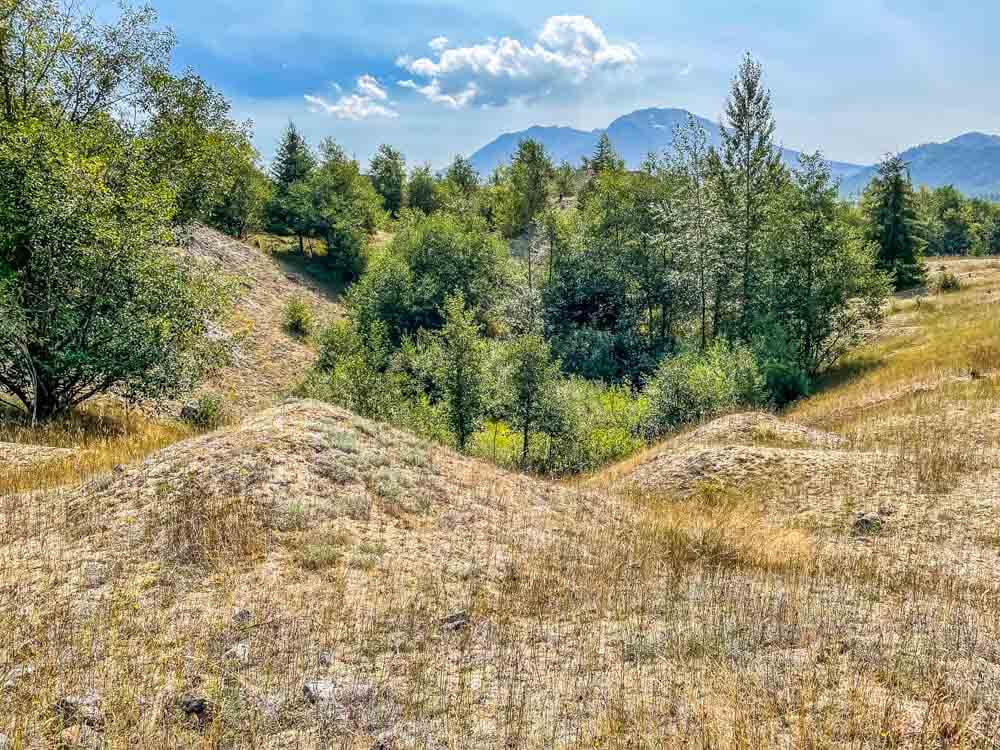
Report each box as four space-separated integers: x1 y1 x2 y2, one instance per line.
468 110 1000 200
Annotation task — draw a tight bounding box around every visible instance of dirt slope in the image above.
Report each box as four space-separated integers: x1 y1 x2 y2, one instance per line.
181 226 342 414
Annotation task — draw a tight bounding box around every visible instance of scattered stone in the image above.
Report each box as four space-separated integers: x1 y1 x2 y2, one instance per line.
232 608 252 625
2 664 33 690
878 502 898 517
0 733 10 750
852 512 885 536
226 641 251 665
179 695 212 722
54 690 102 727
441 611 470 632
303 680 338 705
60 724 101 748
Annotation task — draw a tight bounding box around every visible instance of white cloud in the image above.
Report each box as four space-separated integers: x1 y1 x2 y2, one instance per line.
305 74 398 120
396 15 638 109
356 74 389 101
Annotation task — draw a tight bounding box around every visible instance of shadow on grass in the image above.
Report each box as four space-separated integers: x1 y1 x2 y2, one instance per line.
809 353 884 394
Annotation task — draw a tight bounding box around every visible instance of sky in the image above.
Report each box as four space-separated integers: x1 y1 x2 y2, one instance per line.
139 0 1000 168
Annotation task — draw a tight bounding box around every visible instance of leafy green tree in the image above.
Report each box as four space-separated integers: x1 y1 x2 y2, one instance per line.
764 153 891 378
503 334 560 469
208 159 272 239
408 164 438 214
433 295 488 449
298 139 385 279
445 155 480 195
349 211 509 342
0 0 174 128
553 161 575 202
0 120 233 421
370 144 407 217
668 115 734 349
709 53 786 339
142 70 258 226
862 154 926 289
509 138 553 235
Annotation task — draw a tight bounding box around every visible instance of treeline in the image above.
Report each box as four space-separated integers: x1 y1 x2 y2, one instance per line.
297 56 908 475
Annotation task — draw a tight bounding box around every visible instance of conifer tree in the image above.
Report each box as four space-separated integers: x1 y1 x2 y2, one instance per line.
862 154 927 289
510 139 553 235
709 54 785 340
268 122 316 252
271 123 316 190
586 133 625 175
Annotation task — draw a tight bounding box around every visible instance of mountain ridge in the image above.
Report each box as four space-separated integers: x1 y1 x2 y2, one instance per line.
468 108 1000 199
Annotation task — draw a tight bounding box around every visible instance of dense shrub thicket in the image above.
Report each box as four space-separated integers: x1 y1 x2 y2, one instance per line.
296 56 902 475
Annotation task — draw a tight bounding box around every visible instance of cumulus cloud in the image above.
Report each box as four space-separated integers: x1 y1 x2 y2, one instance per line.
305 74 397 120
396 15 638 109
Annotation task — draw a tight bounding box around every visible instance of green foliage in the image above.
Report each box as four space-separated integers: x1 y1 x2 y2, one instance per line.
349 211 510 342
445 156 480 196
408 164 438 214
208 159 272 238
431 296 489 449
708 53 786 339
370 144 407 217
553 161 576 201
181 392 231 430
270 122 317 190
283 296 314 337
862 154 927 289
0 118 234 420
500 334 561 468
930 269 962 294
509 139 554 236
763 153 891 377
295 141 385 280
643 342 765 437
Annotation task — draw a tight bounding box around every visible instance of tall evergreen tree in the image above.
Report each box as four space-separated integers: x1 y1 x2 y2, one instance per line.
369 144 407 217
585 133 625 176
862 154 926 289
268 122 316 252
270 123 316 190
709 54 785 340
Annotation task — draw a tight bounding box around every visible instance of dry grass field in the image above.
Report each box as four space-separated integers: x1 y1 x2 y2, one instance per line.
2 256 999 748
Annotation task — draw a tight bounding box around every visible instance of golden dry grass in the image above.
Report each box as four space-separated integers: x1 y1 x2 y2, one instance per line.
3 258 1000 747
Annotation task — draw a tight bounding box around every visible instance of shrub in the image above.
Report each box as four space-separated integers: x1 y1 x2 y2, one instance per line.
643 342 765 437
283 296 314 336
180 392 231 430
762 360 811 408
931 270 961 294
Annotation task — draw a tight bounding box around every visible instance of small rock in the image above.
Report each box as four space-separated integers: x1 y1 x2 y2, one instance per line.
441 611 470 632
60 725 101 748
2 664 33 690
55 690 102 726
878 502 897 517
0 733 10 750
226 641 251 665
232 608 252 625
303 680 338 705
852 512 884 536
179 695 212 721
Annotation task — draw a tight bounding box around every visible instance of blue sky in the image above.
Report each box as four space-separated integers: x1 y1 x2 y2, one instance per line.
145 0 1000 168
